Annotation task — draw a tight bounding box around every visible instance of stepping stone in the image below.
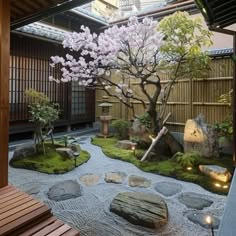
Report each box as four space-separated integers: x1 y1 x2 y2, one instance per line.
26 185 40 195
128 175 151 188
110 192 168 229
187 212 220 229
154 182 182 197
80 174 100 186
178 193 213 210
199 165 232 182
105 172 126 184
47 180 81 201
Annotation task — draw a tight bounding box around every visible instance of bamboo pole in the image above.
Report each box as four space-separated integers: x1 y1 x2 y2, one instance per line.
141 127 168 162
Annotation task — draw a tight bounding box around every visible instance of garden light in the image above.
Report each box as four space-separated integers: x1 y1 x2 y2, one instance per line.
187 167 192 171
205 215 214 236
214 183 221 188
131 146 136 155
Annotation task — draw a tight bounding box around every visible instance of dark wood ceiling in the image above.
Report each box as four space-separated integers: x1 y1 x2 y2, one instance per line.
10 0 91 29
11 0 66 21
195 0 236 28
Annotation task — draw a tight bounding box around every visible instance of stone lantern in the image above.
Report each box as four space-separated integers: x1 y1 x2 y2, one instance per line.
98 96 113 138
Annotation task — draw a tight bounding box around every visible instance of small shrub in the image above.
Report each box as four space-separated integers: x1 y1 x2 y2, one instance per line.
138 112 152 129
111 119 130 140
173 152 202 167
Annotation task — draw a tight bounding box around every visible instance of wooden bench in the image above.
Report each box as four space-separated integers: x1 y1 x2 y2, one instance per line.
0 185 80 236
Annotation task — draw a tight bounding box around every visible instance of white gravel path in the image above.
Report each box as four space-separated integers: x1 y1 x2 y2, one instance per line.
8 135 226 236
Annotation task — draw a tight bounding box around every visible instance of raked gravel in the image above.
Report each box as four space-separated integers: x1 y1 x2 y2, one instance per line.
9 135 226 236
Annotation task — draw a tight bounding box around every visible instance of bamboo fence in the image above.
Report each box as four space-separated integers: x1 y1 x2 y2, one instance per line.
96 56 233 133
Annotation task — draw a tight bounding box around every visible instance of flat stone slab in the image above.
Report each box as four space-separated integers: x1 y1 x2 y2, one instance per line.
199 165 232 182
26 185 40 195
105 172 126 184
80 174 100 186
154 182 182 197
47 180 81 201
115 140 136 150
110 192 168 229
178 193 213 210
187 212 220 229
129 175 151 188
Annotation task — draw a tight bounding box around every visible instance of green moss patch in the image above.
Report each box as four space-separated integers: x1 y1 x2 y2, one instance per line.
92 137 234 195
10 144 90 174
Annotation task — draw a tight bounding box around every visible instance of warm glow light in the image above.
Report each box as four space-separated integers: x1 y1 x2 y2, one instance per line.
131 146 135 151
149 135 155 142
206 216 212 224
187 167 192 171
223 185 229 189
214 183 221 188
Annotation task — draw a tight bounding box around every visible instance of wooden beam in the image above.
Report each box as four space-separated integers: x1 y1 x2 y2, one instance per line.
233 32 236 164
0 0 10 187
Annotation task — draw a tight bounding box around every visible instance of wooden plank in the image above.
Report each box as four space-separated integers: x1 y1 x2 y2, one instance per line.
0 0 10 188
0 205 50 235
47 224 72 236
0 191 26 204
0 189 20 200
0 193 33 209
0 196 33 214
62 228 80 236
18 216 57 236
0 202 44 227
0 185 14 194
0 199 40 220
32 219 64 236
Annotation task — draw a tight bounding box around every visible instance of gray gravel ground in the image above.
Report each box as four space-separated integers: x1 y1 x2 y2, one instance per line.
9 135 226 236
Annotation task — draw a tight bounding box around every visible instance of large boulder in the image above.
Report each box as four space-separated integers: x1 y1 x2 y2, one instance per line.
110 192 168 228
47 180 82 201
184 114 219 158
199 165 232 182
11 144 35 162
56 147 74 159
130 119 151 146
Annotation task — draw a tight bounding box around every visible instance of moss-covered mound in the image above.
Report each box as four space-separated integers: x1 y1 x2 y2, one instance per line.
92 137 234 195
10 143 90 174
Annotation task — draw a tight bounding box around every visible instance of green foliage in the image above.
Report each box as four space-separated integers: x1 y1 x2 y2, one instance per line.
215 118 233 137
215 89 233 137
10 143 90 174
92 137 232 195
138 113 152 129
25 88 50 105
25 89 60 153
26 89 60 129
111 119 130 140
158 11 212 78
173 152 202 167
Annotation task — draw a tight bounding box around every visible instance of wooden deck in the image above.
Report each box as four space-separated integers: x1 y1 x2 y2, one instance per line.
0 185 80 236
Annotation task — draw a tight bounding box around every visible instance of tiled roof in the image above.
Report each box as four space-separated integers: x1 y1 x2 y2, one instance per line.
15 22 68 41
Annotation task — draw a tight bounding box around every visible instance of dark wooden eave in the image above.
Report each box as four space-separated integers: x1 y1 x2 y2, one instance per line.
11 0 92 30
195 0 236 29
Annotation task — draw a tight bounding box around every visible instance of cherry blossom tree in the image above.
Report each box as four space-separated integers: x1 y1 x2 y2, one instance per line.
50 11 212 133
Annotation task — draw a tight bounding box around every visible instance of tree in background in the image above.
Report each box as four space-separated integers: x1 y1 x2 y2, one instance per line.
25 89 60 154
50 11 211 134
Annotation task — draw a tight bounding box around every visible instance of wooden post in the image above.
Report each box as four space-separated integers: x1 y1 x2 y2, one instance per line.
0 0 10 187
233 33 236 164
